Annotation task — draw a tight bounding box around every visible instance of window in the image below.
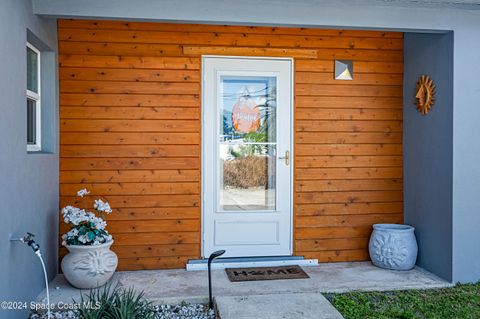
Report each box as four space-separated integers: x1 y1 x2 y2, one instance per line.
27 42 41 151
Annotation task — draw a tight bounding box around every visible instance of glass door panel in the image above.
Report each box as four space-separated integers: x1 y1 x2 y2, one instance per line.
218 76 277 212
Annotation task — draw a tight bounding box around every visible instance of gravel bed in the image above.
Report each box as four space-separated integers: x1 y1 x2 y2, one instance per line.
30 303 216 319
29 311 77 319
154 303 215 319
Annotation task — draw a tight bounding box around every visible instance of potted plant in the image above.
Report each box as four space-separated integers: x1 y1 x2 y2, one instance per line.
369 223 418 271
60 188 118 289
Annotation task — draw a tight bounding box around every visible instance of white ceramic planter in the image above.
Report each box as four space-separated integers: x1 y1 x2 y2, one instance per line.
61 241 118 289
369 224 418 271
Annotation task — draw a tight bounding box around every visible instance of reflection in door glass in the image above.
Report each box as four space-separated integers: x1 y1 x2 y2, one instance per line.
219 76 277 211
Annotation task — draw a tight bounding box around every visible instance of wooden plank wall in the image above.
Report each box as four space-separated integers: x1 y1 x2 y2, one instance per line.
58 19 403 270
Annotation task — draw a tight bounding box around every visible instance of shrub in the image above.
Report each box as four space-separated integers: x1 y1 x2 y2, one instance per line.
76 284 155 319
223 156 269 188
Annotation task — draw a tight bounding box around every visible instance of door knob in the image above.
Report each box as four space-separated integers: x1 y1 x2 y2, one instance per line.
278 150 290 166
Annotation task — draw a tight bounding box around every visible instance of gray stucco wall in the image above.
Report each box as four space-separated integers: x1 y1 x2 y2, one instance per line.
450 26 480 284
0 0 58 318
403 32 454 282
32 0 480 283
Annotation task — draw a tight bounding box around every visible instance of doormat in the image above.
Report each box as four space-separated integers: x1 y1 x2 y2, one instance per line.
225 265 309 282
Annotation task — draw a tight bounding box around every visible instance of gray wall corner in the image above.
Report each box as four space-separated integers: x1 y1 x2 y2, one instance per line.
0 0 59 317
403 32 454 282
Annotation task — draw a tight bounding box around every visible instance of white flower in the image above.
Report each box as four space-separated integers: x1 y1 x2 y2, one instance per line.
82 211 107 230
62 206 90 226
78 234 90 244
76 188 90 198
67 228 79 237
94 219 107 230
94 199 112 214
61 206 76 223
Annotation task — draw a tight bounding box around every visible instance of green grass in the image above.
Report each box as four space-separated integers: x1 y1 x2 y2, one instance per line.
325 283 480 319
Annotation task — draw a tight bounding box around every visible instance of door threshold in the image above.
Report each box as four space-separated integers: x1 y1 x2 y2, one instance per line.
186 256 318 271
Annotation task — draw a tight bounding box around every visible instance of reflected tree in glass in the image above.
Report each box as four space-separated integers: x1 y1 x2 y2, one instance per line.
219 77 277 211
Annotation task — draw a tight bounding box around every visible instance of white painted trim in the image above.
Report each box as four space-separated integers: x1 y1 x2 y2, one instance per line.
289 59 295 255
186 259 318 271
26 42 41 152
201 56 294 258
201 57 206 258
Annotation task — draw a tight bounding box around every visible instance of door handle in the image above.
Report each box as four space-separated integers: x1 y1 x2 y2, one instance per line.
278 150 290 166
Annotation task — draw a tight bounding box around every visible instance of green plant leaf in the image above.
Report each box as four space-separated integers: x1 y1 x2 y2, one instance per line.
75 284 155 319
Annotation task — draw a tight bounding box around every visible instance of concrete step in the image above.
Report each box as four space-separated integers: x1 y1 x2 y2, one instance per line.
215 293 344 319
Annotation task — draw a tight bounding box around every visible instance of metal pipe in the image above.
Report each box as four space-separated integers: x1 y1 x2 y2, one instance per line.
207 250 226 309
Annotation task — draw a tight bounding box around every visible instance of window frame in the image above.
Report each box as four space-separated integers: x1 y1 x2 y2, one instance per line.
26 42 41 152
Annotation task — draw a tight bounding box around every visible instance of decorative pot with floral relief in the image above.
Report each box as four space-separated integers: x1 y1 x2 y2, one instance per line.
62 241 118 289
60 188 118 289
369 224 418 271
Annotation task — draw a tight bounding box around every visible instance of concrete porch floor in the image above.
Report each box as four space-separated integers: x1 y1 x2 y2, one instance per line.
37 262 452 306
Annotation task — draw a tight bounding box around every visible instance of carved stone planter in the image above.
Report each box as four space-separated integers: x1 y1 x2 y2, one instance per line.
369 224 418 271
61 241 118 289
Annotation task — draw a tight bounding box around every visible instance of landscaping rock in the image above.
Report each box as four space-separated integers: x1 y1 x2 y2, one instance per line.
154 303 215 319
30 303 216 319
30 310 77 319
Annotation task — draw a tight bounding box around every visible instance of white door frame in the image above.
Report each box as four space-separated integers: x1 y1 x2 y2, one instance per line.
201 56 294 258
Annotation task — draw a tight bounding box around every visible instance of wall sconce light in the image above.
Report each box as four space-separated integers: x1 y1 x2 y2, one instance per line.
335 60 354 80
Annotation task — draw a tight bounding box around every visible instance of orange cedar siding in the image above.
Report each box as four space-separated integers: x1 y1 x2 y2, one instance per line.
58 19 403 270
57 19 403 38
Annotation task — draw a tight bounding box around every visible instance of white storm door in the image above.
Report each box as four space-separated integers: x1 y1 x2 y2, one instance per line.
202 57 293 258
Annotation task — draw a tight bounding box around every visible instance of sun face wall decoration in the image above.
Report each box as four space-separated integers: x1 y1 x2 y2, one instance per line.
415 75 436 115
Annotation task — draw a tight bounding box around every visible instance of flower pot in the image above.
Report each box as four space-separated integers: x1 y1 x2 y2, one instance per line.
369 224 418 271
61 241 118 289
